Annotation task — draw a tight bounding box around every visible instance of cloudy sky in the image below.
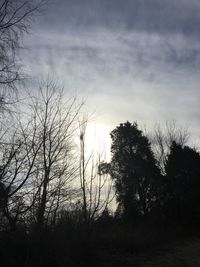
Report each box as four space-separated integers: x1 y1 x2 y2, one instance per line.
21 0 200 150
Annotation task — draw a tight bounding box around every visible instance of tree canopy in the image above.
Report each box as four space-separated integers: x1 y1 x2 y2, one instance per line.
110 121 161 220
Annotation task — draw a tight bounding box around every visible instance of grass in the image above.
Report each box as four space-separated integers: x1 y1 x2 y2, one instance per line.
93 237 200 267
1 222 200 266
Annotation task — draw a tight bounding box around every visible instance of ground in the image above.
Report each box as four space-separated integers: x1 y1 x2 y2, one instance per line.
94 238 200 267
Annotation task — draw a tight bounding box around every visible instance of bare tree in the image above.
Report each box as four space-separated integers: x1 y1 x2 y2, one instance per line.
78 118 114 234
152 121 190 174
0 80 83 231
0 120 42 231
27 81 82 231
0 0 46 108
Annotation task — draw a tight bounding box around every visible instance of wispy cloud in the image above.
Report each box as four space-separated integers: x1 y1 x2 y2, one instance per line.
20 0 200 142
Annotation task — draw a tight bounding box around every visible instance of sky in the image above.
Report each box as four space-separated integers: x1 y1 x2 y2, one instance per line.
20 0 200 153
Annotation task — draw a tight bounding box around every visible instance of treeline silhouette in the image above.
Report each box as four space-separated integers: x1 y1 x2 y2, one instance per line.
1 94 200 266
0 1 199 266
102 121 200 223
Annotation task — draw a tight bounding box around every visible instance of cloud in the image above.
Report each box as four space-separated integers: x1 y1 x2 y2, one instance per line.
28 0 200 73
38 0 200 37
20 0 200 143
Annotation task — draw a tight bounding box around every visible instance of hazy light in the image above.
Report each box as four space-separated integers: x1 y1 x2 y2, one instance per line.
84 122 111 161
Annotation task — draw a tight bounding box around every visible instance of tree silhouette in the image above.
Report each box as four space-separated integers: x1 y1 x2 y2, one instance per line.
0 0 45 111
110 122 160 221
163 141 200 221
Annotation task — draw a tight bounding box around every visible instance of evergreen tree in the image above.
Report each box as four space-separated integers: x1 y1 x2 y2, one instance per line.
110 122 160 221
164 141 200 221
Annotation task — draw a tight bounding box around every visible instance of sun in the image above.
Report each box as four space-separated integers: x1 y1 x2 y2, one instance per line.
84 122 111 161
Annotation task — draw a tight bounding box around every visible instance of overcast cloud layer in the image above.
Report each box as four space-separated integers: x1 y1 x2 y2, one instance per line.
21 0 200 145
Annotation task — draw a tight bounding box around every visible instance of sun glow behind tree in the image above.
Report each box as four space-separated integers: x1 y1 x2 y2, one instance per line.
81 122 112 161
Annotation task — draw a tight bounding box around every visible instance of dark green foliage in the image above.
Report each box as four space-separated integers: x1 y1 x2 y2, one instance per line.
110 121 161 220
163 141 200 221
